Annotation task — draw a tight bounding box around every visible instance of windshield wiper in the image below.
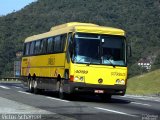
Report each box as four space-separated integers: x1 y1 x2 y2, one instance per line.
102 56 116 68
107 59 116 68
86 57 92 66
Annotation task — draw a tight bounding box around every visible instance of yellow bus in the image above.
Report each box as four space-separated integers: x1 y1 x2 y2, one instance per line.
21 22 128 100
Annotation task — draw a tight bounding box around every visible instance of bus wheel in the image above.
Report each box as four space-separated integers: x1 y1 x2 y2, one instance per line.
99 94 112 102
29 80 34 93
59 83 64 99
33 80 39 94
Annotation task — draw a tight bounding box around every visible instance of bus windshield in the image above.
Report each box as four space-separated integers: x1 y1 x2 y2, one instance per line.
73 33 126 66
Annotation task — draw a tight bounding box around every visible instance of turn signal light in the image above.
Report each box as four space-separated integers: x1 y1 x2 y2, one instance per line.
70 75 74 82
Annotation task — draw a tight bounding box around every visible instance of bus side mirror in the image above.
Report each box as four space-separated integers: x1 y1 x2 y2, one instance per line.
128 44 132 57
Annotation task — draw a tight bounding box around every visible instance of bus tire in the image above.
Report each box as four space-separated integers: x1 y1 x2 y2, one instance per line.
57 74 65 99
32 74 41 94
27 74 32 92
33 80 39 94
29 80 34 93
59 84 64 99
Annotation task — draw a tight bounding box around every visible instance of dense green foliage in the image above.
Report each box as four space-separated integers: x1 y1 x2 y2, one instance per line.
0 0 160 77
152 53 160 70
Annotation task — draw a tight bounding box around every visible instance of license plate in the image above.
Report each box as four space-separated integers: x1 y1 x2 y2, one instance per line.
94 90 104 93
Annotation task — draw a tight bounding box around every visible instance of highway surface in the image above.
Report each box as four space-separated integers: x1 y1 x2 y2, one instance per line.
0 82 159 120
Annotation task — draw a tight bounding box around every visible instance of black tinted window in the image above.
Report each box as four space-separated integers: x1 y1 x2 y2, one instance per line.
40 39 47 54
24 34 67 55
61 34 67 52
47 37 54 53
29 41 35 55
24 43 30 55
54 36 61 52
35 40 41 54
54 34 66 52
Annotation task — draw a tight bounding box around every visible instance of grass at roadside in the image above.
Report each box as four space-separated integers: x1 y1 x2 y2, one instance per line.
126 69 160 96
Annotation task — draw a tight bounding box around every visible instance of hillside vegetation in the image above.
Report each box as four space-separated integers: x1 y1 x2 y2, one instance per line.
127 69 160 95
0 0 160 77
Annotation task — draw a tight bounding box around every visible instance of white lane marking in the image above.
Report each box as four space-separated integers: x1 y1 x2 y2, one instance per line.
18 91 32 95
122 95 160 102
46 96 70 103
131 102 151 106
0 85 10 89
94 107 138 117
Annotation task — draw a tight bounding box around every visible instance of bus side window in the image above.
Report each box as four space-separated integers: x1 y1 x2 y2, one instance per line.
41 39 47 54
40 39 44 54
61 34 67 52
25 42 30 55
23 43 26 55
29 41 35 55
47 37 54 53
54 36 61 52
35 40 41 55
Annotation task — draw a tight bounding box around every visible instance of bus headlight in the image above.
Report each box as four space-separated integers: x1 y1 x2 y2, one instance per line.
116 79 125 85
121 79 125 84
75 76 79 81
80 76 84 81
116 79 120 84
75 76 85 81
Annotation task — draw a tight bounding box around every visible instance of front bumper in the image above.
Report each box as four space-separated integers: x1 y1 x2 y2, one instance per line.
70 82 126 95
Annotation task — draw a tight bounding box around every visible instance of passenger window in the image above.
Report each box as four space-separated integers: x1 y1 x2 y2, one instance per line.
35 40 41 54
47 37 54 53
39 39 43 54
25 42 30 55
54 36 61 52
23 44 26 55
29 41 35 55
41 39 47 54
61 34 67 52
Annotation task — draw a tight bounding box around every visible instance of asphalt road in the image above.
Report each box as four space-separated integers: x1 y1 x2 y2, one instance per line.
0 83 159 120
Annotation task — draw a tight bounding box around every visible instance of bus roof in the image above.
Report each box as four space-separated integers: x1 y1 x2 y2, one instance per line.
50 22 98 31
25 22 125 43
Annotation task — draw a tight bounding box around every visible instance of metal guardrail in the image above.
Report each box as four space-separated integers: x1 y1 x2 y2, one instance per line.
0 77 20 82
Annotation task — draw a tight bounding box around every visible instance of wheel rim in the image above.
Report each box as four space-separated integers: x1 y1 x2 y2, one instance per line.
59 87 63 93
29 81 32 90
34 81 37 89
59 86 64 99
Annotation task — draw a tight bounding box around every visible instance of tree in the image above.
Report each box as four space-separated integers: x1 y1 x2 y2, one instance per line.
152 53 160 70
0 0 160 77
